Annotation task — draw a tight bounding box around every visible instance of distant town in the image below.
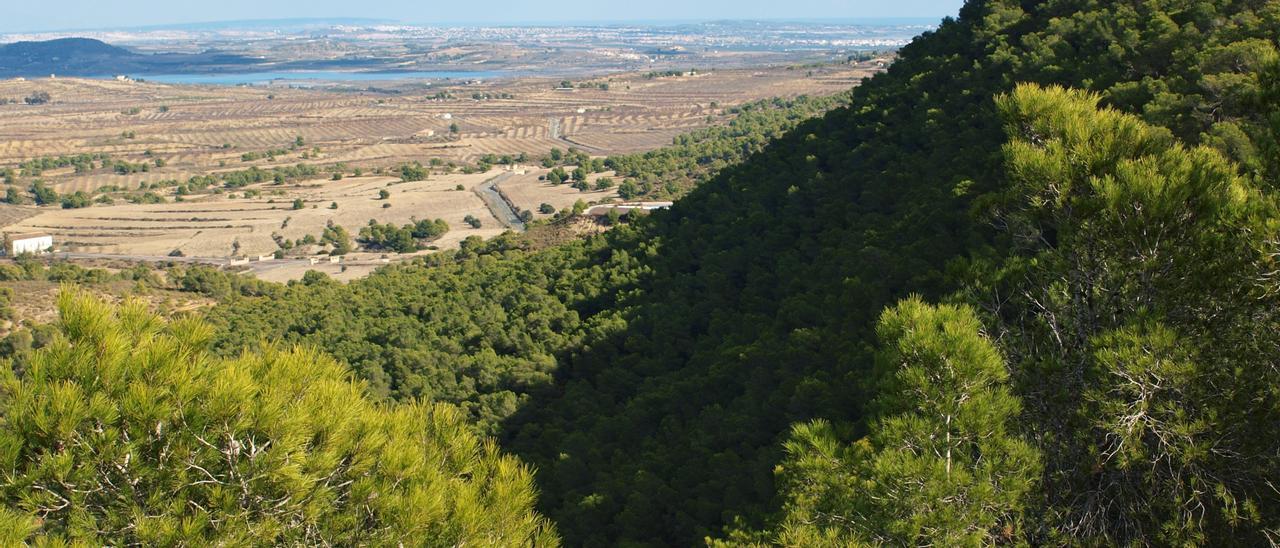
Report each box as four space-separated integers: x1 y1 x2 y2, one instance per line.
0 18 930 78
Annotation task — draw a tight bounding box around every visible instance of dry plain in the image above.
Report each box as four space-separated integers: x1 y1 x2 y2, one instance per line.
0 63 877 279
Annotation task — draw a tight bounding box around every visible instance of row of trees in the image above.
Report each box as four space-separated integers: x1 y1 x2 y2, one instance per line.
5 180 165 207
15 153 110 176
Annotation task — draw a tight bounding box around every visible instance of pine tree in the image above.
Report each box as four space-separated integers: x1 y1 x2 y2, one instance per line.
0 290 558 546
733 298 1039 547
988 84 1280 544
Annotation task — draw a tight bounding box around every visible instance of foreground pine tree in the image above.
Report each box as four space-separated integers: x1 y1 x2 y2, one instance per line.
716 299 1044 548
990 83 1280 544
0 290 558 546
718 298 1040 547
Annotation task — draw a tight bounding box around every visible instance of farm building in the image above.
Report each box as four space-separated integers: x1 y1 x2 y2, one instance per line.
7 233 53 256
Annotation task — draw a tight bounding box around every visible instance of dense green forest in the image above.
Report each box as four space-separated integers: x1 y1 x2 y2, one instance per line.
205 237 624 434
6 0 1279 544
201 0 1280 544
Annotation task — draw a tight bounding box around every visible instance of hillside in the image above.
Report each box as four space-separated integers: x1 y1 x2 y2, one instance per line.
199 0 1280 545
506 0 1278 543
0 38 139 75
0 37 258 77
0 37 132 59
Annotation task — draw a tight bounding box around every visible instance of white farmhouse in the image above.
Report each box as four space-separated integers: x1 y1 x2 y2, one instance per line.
7 233 53 256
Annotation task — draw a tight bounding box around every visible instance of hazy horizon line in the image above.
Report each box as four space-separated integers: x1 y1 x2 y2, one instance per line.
1 15 946 36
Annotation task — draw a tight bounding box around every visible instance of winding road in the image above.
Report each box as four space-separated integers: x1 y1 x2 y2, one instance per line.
475 172 526 231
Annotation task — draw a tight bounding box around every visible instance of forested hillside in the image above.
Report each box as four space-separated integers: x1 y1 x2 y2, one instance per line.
605 93 850 200
204 236 629 434
199 0 1280 545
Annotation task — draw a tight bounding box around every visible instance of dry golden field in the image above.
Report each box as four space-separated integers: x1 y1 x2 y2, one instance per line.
0 63 874 279
3 171 518 257
0 66 867 172
499 170 617 218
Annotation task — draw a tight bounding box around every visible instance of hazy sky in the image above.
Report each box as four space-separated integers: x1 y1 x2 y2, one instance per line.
3 0 966 33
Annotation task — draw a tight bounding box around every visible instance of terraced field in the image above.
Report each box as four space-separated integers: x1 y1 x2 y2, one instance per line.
0 62 878 279
0 65 872 177
2 171 511 258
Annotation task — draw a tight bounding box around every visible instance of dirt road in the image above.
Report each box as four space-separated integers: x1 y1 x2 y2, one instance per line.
475 172 526 230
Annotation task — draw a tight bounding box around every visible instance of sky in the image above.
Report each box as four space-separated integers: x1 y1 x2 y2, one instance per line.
3 0 966 33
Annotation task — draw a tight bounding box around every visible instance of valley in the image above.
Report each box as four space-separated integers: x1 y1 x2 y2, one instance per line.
0 62 874 279
3 2 1277 546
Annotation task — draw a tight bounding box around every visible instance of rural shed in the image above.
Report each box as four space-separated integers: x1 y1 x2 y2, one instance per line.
6 233 53 256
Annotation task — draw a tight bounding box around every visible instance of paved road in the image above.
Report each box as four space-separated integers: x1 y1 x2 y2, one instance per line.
475 172 526 231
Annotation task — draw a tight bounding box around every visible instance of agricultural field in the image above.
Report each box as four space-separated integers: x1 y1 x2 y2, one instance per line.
499 170 617 219
0 62 877 279
6 171 509 257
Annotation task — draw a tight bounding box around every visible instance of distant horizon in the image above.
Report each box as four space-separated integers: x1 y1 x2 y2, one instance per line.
3 0 964 34
0 15 948 37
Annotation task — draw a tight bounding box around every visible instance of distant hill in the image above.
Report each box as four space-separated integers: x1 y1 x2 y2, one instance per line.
0 38 139 75
0 37 265 77
1 37 132 58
